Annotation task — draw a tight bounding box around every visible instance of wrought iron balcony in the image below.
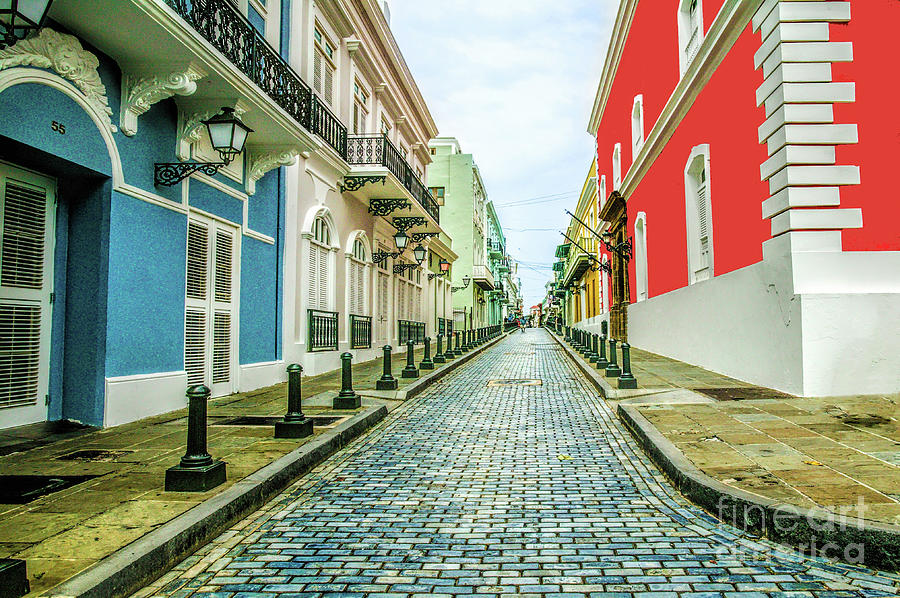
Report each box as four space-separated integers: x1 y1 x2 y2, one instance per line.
346 135 439 223
398 320 426 345
349 314 372 349
164 0 346 157
488 239 504 258
472 264 495 291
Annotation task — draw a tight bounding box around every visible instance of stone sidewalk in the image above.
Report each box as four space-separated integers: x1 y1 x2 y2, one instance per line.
554 329 900 531
0 344 453 597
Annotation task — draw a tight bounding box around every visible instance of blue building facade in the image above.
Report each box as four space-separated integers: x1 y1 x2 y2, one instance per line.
0 4 298 428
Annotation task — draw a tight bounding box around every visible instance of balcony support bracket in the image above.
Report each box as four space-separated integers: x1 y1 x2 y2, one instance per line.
411 231 440 244
392 217 427 233
368 198 411 217
393 263 418 275
372 251 400 266
341 175 386 193
120 64 206 136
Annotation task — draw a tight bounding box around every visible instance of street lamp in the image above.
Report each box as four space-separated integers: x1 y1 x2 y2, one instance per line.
412 244 426 264
0 0 53 50
394 230 409 251
155 107 253 186
451 275 471 293
428 259 450 281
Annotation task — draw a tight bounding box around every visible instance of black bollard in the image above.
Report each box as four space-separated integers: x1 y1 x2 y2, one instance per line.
420 337 435 370
275 364 313 438
377 345 399 390
446 332 458 360
0 559 29 598
588 334 600 363
165 385 226 491
596 334 609 369
452 331 462 356
334 352 361 409
582 331 592 357
434 334 446 364
402 339 419 378
605 338 622 378
618 343 638 389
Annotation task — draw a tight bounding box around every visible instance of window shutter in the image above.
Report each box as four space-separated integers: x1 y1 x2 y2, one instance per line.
1 181 47 290
214 229 232 303
212 311 231 384
0 304 41 408
324 64 334 106
186 221 208 301
697 184 710 271
307 244 319 310
184 308 207 386
318 246 328 311
313 50 323 95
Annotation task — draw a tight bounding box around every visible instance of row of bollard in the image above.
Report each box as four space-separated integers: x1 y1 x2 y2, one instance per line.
165 325 505 492
562 325 638 390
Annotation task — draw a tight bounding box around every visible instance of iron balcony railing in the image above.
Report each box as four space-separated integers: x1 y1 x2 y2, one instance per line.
165 0 346 157
349 314 372 349
346 135 440 223
398 320 426 345
308 309 338 351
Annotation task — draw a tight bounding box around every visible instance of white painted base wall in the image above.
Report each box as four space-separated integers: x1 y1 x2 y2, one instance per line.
104 370 189 427
239 361 288 392
626 251 900 397
283 341 411 377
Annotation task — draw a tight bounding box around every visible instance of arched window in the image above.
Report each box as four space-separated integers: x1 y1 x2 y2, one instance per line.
612 144 622 191
677 0 704 75
348 238 369 317
634 212 648 301
684 145 713 284
308 216 332 310
632 95 645 156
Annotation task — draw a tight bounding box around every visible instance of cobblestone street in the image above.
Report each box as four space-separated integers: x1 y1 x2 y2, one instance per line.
142 330 900 598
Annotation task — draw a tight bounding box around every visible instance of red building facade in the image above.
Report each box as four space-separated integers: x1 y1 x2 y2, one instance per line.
587 0 900 396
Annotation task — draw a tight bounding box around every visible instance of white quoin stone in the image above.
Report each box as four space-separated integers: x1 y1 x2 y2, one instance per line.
756 2 852 37
768 165 860 194
761 145 836 181
762 42 853 78
756 63 832 106
764 82 855 117
762 186 842 219
759 104 834 143
767 123 858 155
754 23 831 68
770 207 862 236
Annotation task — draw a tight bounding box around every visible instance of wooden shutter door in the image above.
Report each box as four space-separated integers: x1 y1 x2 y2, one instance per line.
307 243 320 311
185 220 209 387
211 227 235 395
0 165 55 426
378 271 389 341
696 184 710 280
185 217 238 396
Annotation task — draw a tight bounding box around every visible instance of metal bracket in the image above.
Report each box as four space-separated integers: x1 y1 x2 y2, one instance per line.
368 198 412 216
341 175 386 193
393 262 418 274
372 250 400 266
411 231 440 244
428 272 448 281
155 162 224 186
392 217 427 232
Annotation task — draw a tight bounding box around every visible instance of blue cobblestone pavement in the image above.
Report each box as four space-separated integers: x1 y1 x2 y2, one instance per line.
139 330 900 598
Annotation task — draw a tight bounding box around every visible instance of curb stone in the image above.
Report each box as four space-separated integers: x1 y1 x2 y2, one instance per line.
546 328 900 572
46 404 388 598
617 403 900 572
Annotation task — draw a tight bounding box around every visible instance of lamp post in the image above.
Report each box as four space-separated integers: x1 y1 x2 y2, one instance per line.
0 0 54 50
155 107 253 186
394 230 409 252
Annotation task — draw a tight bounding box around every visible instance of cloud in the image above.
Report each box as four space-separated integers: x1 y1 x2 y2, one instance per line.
387 0 617 305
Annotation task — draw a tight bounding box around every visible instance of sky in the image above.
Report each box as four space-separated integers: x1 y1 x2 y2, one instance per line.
387 0 616 308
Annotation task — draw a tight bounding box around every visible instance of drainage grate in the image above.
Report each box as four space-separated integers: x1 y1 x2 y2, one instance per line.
487 379 543 387
56 449 134 462
0 475 100 504
693 387 795 401
214 416 343 427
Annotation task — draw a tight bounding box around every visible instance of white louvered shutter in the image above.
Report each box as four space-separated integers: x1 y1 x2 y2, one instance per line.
397 281 406 321
0 168 54 417
378 270 389 341
185 218 237 394
185 221 209 386
307 243 320 310
318 246 329 310
313 50 323 97
212 229 234 386
696 184 710 279
323 63 334 106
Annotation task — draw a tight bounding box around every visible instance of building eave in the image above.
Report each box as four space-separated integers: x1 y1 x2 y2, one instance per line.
587 0 638 135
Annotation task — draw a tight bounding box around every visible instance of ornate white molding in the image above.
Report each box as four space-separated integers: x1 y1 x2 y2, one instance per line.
246 148 298 195
120 65 205 136
175 101 248 161
0 28 115 132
